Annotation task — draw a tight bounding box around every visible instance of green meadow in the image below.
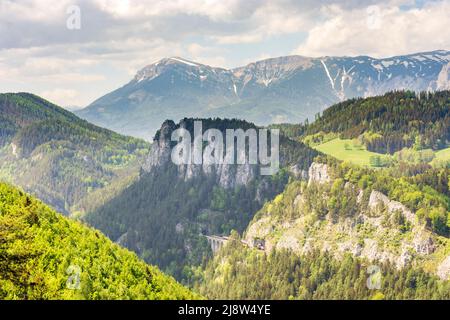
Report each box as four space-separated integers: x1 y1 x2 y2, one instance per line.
431 147 450 166
313 138 389 168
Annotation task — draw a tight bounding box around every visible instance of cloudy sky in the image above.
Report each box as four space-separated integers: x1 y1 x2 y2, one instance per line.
0 0 449 107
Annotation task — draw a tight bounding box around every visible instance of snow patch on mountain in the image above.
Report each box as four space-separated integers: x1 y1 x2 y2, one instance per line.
78 50 450 140
436 62 450 90
169 57 199 67
321 60 335 90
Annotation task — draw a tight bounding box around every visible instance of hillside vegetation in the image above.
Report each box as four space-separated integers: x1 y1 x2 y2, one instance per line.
197 92 449 299
198 240 450 300
197 158 450 299
0 93 150 215
305 90 449 154
0 182 196 300
313 138 389 168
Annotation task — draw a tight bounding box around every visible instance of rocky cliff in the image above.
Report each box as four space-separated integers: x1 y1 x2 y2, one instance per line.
245 162 450 280
142 119 270 189
87 118 318 281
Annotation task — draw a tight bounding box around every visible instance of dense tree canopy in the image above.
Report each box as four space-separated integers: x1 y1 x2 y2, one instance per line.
198 240 450 300
305 90 449 154
0 182 197 300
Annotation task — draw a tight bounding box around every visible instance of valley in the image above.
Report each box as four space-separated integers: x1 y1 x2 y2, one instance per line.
0 93 150 215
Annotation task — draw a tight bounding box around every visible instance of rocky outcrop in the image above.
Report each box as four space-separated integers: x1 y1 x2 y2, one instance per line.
142 120 175 171
244 161 447 278
368 190 416 225
142 120 258 189
308 162 330 185
10 143 19 158
289 164 308 180
412 230 435 255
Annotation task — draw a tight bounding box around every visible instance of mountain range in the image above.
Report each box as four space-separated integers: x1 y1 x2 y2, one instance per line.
77 50 450 140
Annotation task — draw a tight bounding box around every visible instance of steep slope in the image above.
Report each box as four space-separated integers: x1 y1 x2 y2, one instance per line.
197 160 450 299
77 50 450 140
0 182 196 300
0 93 150 214
194 91 449 298
85 118 318 281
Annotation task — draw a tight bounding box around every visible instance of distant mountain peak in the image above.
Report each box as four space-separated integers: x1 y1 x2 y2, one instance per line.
79 49 450 140
133 56 218 83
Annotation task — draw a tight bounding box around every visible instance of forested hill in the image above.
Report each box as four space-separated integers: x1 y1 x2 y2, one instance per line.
0 93 150 215
0 92 147 157
0 182 197 300
305 90 449 154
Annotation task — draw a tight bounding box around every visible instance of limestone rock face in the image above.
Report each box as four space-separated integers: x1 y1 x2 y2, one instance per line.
368 190 416 225
243 161 447 279
413 231 435 255
289 164 308 180
142 120 258 189
142 120 175 172
10 143 19 159
368 190 390 210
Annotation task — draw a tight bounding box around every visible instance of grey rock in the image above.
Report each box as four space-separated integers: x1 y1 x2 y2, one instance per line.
308 162 330 185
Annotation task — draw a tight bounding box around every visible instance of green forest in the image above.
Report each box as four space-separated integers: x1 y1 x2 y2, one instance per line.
0 93 150 215
0 182 196 300
304 90 449 154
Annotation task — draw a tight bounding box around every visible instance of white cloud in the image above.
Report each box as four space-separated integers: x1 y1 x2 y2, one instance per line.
294 1 450 58
0 0 448 106
40 88 79 106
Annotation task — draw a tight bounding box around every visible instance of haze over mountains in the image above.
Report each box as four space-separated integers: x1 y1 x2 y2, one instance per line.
77 50 450 140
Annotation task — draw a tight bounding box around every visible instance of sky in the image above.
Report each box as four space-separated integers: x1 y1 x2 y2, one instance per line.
0 0 449 108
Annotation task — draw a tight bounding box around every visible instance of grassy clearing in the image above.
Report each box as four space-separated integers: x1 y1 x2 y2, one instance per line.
431 147 450 167
434 147 450 162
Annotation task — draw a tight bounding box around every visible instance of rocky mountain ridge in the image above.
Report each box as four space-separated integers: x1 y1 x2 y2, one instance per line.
77 50 450 140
